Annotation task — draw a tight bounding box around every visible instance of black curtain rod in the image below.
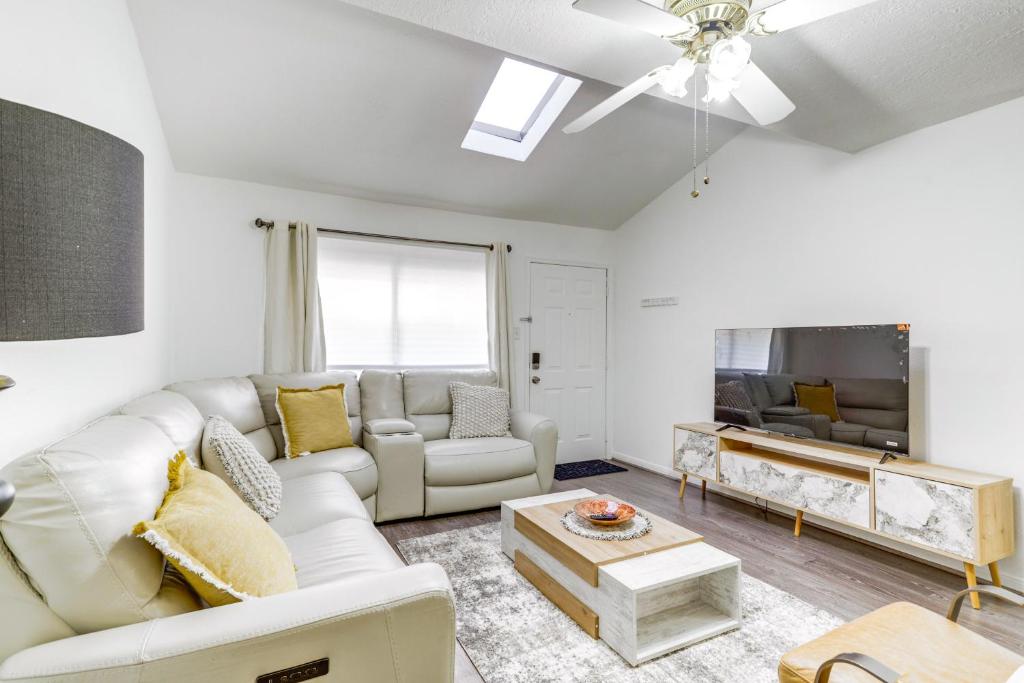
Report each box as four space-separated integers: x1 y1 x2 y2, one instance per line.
253 218 510 252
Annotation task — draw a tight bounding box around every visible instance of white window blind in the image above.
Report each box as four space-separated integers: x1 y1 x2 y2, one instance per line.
715 328 771 372
318 236 489 368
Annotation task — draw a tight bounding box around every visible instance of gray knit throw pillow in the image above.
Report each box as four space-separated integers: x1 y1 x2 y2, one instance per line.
203 415 282 520
449 381 511 439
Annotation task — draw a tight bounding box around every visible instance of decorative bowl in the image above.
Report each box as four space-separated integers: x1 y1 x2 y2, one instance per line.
573 499 636 526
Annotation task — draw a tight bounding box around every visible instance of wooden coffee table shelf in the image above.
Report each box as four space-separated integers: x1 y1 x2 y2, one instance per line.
501 489 742 666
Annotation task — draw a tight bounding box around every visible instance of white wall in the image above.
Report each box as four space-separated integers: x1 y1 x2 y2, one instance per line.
610 96 1024 587
170 173 614 410
0 0 176 464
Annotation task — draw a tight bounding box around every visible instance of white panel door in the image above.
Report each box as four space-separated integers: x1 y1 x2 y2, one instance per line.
528 263 607 463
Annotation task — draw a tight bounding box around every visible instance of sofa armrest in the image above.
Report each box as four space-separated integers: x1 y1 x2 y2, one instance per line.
511 410 557 492
364 418 417 435
363 432 425 522
0 564 455 683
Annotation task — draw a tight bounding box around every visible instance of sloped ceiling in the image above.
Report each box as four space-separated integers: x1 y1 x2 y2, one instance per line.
129 0 1024 228
127 0 744 229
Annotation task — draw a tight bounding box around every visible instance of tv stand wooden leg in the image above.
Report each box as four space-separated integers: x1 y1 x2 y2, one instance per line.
794 510 804 537
701 480 707 499
988 562 1002 587
964 562 981 609
678 474 688 499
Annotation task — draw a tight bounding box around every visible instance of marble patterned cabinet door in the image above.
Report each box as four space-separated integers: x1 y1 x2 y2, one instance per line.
875 470 976 560
719 450 871 529
673 429 717 479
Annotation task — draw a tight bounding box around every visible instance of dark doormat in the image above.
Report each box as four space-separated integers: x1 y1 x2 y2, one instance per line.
554 459 628 481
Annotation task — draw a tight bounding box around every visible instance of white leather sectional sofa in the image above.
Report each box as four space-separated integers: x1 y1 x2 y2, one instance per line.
0 368 556 681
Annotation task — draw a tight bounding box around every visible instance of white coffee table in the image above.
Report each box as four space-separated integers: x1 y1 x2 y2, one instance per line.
500 489 741 666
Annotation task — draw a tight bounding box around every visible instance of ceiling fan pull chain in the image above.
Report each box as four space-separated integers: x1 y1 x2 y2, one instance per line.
704 67 711 186
691 72 700 199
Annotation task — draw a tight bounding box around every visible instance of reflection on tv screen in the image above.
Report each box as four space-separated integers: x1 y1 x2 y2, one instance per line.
714 325 910 455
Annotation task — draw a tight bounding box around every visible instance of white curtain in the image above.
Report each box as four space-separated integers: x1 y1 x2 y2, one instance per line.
487 243 516 405
263 221 326 373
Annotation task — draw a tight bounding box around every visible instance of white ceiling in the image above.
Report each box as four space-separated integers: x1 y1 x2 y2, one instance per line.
127 0 744 230
129 0 1024 229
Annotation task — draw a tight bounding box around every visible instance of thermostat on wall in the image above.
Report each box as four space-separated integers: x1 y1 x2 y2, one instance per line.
640 297 679 308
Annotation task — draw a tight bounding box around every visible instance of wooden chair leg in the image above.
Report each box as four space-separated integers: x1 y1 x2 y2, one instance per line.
794 510 804 537
701 479 707 499
964 562 981 609
678 474 688 499
988 561 1002 587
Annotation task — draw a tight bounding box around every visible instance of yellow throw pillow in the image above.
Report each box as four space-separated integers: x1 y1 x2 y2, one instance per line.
134 452 297 607
793 383 841 422
276 383 353 458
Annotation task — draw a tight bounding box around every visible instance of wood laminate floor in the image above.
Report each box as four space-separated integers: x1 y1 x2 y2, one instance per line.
377 463 1024 682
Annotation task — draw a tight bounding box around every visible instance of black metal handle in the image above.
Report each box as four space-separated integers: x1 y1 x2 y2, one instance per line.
0 480 14 519
814 652 900 683
947 584 1024 622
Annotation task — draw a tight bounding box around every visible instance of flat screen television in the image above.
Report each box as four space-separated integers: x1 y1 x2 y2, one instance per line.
714 324 910 455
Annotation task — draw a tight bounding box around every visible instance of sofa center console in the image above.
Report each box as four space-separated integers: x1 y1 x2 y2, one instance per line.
673 422 1015 607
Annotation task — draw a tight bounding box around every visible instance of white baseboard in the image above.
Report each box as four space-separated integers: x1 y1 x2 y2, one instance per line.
609 451 1023 592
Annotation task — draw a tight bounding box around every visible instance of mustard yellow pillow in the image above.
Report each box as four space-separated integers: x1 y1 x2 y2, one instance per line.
793 383 841 422
276 383 353 458
134 452 297 607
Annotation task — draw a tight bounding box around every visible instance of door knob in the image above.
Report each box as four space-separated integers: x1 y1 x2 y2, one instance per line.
531 376 541 384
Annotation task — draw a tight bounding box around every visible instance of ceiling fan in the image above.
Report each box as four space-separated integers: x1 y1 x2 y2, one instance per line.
563 0 882 133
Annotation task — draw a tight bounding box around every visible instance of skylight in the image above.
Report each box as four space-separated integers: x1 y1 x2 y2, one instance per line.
462 58 581 161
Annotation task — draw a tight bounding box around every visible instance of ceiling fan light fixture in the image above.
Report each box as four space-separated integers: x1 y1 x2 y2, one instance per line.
708 35 751 82
659 57 696 98
704 74 738 103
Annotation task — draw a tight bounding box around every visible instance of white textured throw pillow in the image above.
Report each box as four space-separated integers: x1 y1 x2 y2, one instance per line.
202 415 282 521
449 381 511 439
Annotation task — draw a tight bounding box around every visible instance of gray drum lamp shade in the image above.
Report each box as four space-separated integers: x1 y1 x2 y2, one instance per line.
0 97 143 341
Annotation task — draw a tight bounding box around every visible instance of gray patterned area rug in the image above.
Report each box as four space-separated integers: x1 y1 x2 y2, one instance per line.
398 523 844 683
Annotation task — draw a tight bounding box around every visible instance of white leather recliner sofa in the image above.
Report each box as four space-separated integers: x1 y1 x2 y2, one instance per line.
0 367 556 681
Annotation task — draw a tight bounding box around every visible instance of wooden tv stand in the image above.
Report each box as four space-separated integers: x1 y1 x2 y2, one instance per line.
673 422 1015 608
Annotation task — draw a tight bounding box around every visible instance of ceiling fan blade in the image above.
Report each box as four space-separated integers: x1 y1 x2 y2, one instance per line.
563 66 670 134
749 0 883 34
573 0 699 39
730 61 795 125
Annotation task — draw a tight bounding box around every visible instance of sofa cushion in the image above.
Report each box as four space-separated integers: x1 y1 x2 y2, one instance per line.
167 377 277 462
359 369 406 422
270 473 370 537
0 416 201 633
760 405 811 417
742 373 774 410
284 518 404 589
424 437 535 486
830 377 908 412
250 371 362 449
404 369 496 441
830 422 868 446
762 374 826 406
864 429 908 453
793 383 840 422
202 415 282 521
116 390 205 466
134 453 297 608
837 406 908 432
276 383 354 457
449 382 511 439
270 446 378 501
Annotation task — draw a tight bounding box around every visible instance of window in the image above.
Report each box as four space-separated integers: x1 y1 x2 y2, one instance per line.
461 58 581 161
715 328 771 372
318 236 489 369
